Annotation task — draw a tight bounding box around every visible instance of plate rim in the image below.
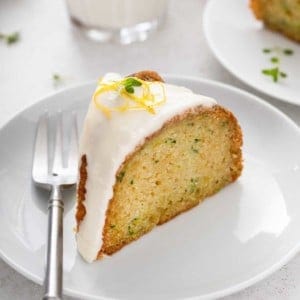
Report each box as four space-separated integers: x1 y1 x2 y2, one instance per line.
202 0 300 106
1 75 300 300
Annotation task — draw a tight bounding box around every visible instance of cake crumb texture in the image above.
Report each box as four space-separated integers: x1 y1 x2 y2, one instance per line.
96 105 243 256
250 0 300 42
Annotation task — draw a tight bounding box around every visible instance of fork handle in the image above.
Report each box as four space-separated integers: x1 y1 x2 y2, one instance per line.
43 185 64 300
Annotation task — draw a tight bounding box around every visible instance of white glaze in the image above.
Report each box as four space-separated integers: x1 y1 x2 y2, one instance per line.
66 0 168 29
76 73 216 262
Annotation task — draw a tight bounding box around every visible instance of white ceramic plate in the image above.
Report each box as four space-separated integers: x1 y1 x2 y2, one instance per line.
1 76 300 300
203 0 300 105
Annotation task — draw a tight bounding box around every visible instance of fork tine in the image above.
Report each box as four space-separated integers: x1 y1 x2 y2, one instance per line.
67 113 79 171
52 112 64 175
32 113 49 180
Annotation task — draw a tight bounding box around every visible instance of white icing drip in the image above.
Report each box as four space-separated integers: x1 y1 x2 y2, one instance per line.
76 73 216 262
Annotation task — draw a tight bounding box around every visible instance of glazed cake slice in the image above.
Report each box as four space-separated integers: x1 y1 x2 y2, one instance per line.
76 71 243 262
250 0 300 42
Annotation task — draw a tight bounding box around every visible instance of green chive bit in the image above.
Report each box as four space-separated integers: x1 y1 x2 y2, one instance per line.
125 85 134 93
124 77 142 87
262 67 279 82
123 77 142 94
53 73 61 81
128 225 134 236
6 32 20 44
0 31 20 45
280 72 287 78
189 178 198 193
270 57 279 63
52 73 64 86
283 49 293 55
128 217 139 236
191 145 199 153
165 138 176 144
263 48 271 53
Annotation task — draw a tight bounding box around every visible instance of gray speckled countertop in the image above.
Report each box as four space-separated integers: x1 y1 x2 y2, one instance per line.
1 0 300 299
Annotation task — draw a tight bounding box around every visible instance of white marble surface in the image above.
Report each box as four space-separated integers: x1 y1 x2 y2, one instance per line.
1 0 300 299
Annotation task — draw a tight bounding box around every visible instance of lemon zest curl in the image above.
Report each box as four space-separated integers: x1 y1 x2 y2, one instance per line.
93 77 166 118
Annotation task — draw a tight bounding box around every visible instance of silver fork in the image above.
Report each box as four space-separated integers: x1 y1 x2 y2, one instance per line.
32 113 78 300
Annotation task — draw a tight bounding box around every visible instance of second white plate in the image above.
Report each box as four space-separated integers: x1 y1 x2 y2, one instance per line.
203 0 300 105
1 76 300 299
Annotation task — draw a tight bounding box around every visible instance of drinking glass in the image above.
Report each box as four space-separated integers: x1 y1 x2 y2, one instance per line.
65 0 168 44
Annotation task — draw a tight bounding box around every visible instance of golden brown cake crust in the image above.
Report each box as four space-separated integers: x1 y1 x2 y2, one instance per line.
264 21 300 43
128 70 165 82
97 105 243 257
76 155 87 231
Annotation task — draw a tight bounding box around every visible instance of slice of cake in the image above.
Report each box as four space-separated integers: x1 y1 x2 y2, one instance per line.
76 71 243 262
250 0 300 43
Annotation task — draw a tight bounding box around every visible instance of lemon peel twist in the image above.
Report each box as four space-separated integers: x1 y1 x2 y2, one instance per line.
93 77 166 118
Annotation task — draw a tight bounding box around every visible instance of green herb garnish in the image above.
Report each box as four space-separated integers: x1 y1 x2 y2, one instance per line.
283 49 293 55
0 31 20 45
165 137 176 144
262 67 288 82
128 225 134 236
191 145 199 153
280 72 287 78
130 179 134 185
53 73 61 82
189 178 199 193
125 86 134 93
52 73 66 87
221 121 229 127
270 57 279 63
262 68 279 82
261 47 292 82
263 48 271 53
128 217 139 236
123 77 142 94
